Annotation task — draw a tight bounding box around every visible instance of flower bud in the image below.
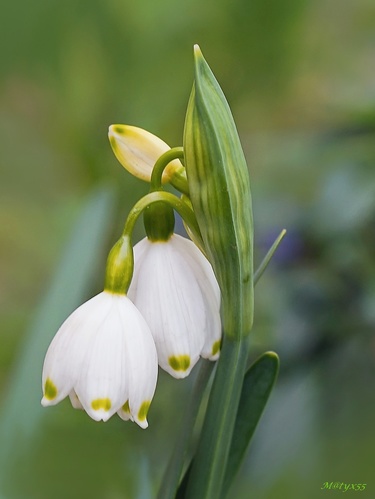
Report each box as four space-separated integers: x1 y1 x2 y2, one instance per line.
108 124 183 183
183 45 254 338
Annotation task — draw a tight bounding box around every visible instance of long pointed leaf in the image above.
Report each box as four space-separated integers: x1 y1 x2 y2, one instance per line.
221 351 279 497
0 186 115 489
254 230 286 285
157 360 214 499
176 352 279 499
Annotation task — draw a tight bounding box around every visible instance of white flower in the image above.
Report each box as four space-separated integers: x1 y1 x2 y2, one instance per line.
128 234 221 379
41 291 158 428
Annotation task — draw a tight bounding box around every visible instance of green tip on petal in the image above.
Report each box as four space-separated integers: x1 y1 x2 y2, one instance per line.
168 355 191 372
109 134 119 152
137 401 151 422
91 398 112 411
44 378 57 400
112 125 125 135
122 400 130 414
212 339 222 356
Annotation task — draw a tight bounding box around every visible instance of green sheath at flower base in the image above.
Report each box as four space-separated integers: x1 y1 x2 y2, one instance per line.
104 235 134 294
143 202 175 242
183 45 254 339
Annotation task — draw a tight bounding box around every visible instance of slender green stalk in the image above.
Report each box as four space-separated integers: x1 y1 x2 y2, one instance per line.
254 229 286 285
157 360 215 499
151 147 185 192
122 191 204 249
146 147 186 242
184 335 250 499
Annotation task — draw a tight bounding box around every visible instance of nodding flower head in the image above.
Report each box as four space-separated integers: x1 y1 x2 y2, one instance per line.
128 234 221 379
41 291 158 428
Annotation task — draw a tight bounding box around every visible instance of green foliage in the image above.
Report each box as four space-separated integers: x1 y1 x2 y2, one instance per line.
174 352 279 499
0 187 116 496
184 47 254 339
222 352 279 497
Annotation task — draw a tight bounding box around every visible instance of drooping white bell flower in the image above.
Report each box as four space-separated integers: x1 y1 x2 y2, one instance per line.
128 234 221 379
41 291 158 428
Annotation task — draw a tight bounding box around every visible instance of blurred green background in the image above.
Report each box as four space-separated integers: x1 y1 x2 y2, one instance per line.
1 0 374 498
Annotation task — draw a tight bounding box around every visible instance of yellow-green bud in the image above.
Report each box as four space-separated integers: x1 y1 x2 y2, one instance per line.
108 124 184 183
183 45 254 339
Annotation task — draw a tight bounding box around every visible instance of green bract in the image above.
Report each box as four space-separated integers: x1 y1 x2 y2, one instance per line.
183 45 254 339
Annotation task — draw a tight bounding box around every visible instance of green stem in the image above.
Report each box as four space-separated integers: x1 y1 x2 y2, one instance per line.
122 191 204 249
146 147 185 242
151 147 184 190
184 335 250 499
150 147 188 195
157 360 215 499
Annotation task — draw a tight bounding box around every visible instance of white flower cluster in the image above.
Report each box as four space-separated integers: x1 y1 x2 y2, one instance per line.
42 234 221 428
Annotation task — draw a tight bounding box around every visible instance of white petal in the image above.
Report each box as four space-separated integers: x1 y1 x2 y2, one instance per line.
117 401 133 422
171 234 220 305
171 235 222 359
129 238 206 379
69 390 84 410
117 297 158 429
40 294 111 406
74 294 130 422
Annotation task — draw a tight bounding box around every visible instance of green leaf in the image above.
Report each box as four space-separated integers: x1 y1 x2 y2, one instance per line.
136 456 153 499
175 463 190 499
184 45 254 339
0 185 115 489
157 360 214 499
176 352 279 499
221 351 280 498
184 337 250 499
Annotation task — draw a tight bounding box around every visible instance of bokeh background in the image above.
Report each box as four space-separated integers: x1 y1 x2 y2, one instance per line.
1 0 374 498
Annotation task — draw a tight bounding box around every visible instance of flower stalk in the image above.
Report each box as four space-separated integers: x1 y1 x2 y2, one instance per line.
122 191 204 252
144 147 185 242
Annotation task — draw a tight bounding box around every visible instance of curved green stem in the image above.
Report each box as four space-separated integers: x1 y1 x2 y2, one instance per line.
122 191 204 250
150 147 188 195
